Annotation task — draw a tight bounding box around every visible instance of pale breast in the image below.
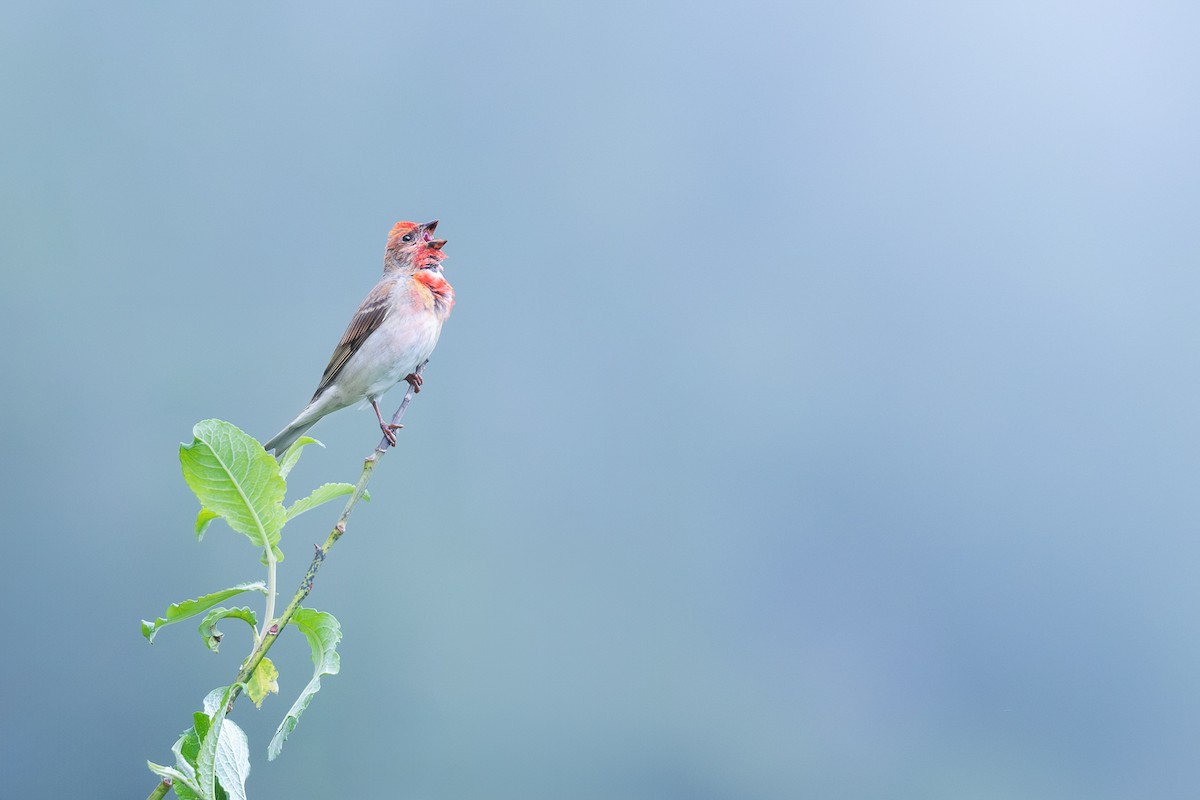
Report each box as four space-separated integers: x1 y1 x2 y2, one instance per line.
334 281 445 402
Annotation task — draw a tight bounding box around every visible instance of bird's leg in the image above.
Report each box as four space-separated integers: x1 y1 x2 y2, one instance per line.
404 372 424 393
372 398 403 447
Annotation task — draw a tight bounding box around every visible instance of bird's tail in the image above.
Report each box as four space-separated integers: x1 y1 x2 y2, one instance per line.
263 420 318 456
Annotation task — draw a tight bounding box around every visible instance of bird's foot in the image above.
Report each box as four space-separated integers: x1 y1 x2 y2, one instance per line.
379 421 404 447
405 372 424 393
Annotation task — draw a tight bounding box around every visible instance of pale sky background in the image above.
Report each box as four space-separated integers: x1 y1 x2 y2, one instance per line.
3 2 1200 798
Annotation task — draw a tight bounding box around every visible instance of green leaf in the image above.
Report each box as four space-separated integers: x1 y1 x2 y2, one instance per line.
147 726 204 799
142 582 267 643
278 436 323 479
180 419 287 558
213 717 250 800
286 482 368 521
247 656 280 708
202 686 226 716
195 508 220 540
147 761 202 800
198 684 244 800
259 542 284 567
172 779 206 800
199 607 258 653
184 713 208 766
268 608 342 760
166 717 207 800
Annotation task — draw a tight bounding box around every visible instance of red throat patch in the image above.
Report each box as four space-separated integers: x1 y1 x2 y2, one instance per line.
413 269 455 316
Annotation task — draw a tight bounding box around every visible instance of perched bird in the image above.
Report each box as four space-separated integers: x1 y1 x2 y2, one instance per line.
264 220 455 454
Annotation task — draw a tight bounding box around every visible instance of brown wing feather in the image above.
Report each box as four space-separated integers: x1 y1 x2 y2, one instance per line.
310 280 393 402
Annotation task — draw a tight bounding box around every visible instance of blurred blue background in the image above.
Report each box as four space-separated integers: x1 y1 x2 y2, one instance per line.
3 1 1199 797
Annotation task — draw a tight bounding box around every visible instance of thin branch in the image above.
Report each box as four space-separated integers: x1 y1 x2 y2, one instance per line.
224 360 427 710
142 362 430 799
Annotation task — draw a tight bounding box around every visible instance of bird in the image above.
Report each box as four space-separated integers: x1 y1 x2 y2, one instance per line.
263 220 455 455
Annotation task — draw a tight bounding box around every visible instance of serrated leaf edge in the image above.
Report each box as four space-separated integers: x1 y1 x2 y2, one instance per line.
278 436 324 480
267 608 342 760
141 582 267 643
186 421 277 553
286 482 361 521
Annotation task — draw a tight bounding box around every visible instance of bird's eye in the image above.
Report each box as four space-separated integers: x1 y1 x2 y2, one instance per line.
402 233 414 242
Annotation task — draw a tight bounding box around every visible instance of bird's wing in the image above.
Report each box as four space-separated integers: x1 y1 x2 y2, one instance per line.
310 279 393 402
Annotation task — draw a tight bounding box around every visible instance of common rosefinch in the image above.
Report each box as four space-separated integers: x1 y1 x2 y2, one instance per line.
264 220 455 454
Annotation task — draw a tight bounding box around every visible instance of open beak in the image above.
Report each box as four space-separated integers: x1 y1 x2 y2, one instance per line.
421 219 439 242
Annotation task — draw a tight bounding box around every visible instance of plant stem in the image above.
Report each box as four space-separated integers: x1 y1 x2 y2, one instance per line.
224 360 426 709
259 544 277 649
142 362 428 799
